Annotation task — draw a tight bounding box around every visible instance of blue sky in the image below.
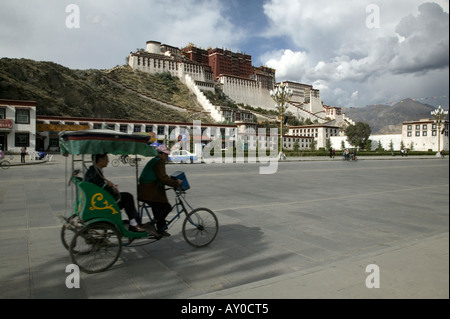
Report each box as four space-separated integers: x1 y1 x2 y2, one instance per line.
1 0 448 109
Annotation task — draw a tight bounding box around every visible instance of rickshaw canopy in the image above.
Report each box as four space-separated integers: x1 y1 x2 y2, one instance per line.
59 130 158 157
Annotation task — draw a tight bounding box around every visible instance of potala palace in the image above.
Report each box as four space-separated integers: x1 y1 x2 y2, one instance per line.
1 40 448 155
128 40 353 127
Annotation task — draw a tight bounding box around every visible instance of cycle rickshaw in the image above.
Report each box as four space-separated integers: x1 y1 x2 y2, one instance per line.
59 130 218 274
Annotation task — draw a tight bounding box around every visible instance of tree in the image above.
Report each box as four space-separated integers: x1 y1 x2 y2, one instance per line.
325 138 332 150
293 140 300 153
345 122 371 149
376 140 384 152
310 138 316 151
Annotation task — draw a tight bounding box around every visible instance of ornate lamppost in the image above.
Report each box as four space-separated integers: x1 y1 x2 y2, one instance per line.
431 105 448 155
270 82 293 159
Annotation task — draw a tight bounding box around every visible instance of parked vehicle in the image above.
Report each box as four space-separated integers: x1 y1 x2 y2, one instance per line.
168 150 198 163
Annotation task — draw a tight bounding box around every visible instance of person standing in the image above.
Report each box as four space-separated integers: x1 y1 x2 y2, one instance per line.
20 146 27 163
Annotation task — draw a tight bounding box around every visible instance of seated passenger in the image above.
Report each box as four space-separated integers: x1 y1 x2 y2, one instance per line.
85 153 145 233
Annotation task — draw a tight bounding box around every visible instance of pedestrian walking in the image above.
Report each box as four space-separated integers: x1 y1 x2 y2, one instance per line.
21 146 27 163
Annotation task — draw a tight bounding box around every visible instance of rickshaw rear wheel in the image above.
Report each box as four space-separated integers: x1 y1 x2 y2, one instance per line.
61 214 83 251
182 208 218 248
70 222 122 274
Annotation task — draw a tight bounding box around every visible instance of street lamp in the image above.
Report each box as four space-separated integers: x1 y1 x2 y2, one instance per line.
270 82 293 159
431 105 448 155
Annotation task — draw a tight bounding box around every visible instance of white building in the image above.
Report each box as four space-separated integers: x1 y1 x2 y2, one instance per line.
128 41 215 87
286 123 343 150
0 99 37 153
329 118 449 152
402 118 449 152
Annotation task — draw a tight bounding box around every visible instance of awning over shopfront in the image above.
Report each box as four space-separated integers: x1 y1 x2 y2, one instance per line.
37 123 90 132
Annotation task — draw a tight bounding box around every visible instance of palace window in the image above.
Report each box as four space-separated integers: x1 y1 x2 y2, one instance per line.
16 109 30 124
120 124 128 133
15 132 30 147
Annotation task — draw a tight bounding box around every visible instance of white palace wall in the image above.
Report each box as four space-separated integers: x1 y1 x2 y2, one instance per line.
331 134 407 151
128 54 213 84
218 76 276 110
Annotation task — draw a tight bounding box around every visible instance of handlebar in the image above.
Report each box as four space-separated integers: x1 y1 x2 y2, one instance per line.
165 187 188 197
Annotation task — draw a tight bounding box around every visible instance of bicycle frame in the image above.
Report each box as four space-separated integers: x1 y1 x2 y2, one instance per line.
139 188 194 231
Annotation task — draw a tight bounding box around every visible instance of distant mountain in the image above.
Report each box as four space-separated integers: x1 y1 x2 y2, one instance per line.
343 99 439 134
0 58 211 123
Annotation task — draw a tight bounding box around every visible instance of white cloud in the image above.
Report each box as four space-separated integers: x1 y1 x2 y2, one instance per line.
0 0 243 69
264 49 309 82
261 0 449 107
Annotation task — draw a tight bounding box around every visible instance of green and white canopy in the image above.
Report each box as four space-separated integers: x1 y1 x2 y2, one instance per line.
59 130 158 157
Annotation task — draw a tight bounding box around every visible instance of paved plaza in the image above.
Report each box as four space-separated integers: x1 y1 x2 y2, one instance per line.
0 155 448 300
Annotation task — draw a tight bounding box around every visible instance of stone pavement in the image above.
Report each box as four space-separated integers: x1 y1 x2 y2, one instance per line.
0 154 448 300
197 232 449 299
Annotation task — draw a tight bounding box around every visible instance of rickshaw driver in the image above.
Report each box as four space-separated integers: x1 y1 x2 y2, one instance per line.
85 153 146 233
138 145 182 237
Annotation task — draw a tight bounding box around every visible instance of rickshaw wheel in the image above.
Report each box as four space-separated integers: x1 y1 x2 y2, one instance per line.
70 222 122 274
61 214 83 251
182 208 218 248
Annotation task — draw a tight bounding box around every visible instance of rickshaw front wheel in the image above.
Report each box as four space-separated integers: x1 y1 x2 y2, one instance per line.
70 222 122 274
182 208 218 248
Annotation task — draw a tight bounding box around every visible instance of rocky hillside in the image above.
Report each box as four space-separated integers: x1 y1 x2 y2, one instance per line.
0 58 213 123
343 99 438 133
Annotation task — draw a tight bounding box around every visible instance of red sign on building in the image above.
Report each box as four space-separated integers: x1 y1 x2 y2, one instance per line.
0 119 13 129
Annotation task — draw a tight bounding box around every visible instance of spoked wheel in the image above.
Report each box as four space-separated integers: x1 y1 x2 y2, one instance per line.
70 222 122 274
61 214 83 251
182 208 218 247
111 159 120 167
0 160 10 169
